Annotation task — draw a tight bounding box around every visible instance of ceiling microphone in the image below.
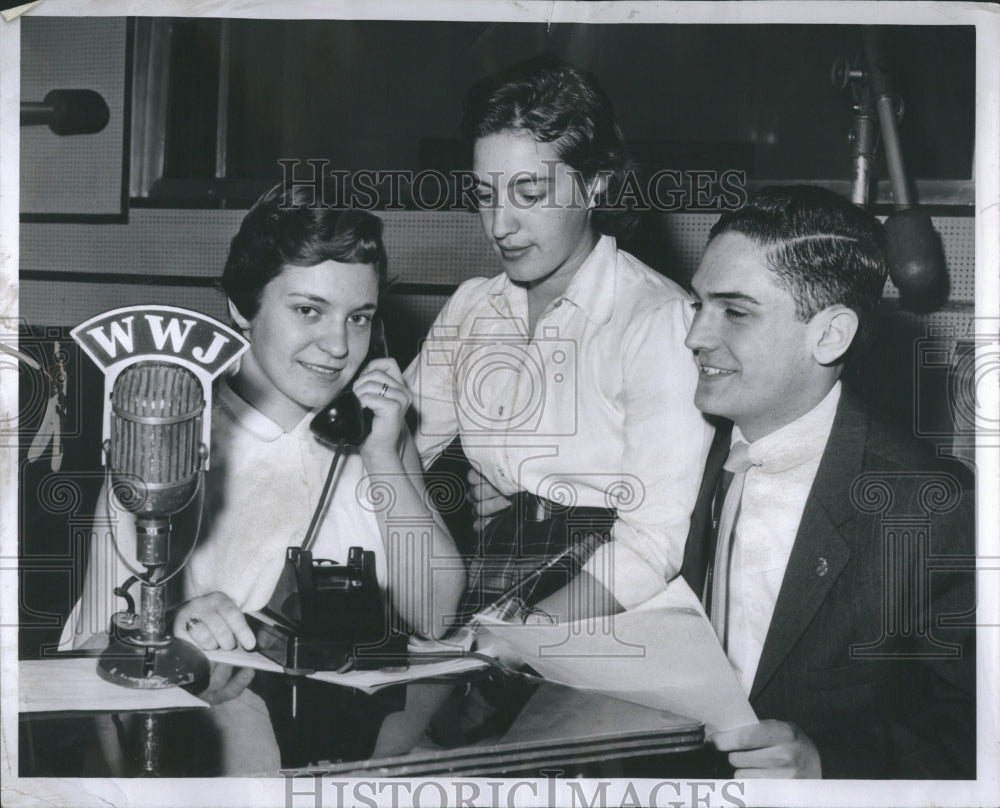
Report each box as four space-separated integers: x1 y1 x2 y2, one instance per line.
860 27 949 311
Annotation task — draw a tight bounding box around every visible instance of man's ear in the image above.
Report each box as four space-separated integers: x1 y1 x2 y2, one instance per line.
227 299 251 331
811 305 859 365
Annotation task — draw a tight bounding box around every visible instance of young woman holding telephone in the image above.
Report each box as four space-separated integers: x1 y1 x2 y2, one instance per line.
61 183 464 652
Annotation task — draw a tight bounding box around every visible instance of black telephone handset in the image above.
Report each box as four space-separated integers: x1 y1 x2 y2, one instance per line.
310 319 387 447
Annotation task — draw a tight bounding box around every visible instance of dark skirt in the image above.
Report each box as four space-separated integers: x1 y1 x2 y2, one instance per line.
455 491 615 622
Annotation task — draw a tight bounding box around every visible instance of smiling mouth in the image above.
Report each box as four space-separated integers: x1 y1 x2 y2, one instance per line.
699 364 736 377
498 244 531 260
299 361 343 379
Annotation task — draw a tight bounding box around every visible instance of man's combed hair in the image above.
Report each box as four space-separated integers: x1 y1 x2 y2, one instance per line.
461 55 637 237
222 183 388 319
709 185 889 342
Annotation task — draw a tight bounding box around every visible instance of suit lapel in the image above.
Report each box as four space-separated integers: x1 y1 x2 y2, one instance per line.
749 393 870 701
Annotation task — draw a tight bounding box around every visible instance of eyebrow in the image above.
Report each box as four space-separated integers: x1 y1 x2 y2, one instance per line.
475 175 553 188
705 291 762 306
287 292 330 304
287 293 378 311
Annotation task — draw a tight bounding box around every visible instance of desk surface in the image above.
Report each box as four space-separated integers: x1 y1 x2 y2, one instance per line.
19 656 706 778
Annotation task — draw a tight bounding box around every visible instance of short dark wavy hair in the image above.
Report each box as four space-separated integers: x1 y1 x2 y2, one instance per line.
460 55 637 237
709 185 889 343
222 183 388 320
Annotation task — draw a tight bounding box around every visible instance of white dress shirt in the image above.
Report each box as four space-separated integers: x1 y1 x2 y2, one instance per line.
404 235 713 608
727 382 842 694
60 378 385 649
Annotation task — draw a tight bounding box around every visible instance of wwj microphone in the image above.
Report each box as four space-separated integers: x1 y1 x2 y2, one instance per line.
71 305 249 690
109 361 204 525
99 361 210 688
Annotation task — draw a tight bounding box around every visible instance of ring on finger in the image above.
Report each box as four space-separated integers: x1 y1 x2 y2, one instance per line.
378 382 389 398
185 617 202 632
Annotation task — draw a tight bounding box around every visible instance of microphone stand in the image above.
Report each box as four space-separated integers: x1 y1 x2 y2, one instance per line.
847 69 878 207
99 473 211 690
861 27 912 208
836 27 948 311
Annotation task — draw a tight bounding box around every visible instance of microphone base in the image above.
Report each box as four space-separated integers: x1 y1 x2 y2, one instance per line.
97 637 210 690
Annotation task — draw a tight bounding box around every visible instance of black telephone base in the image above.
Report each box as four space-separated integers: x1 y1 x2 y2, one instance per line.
246 611 408 675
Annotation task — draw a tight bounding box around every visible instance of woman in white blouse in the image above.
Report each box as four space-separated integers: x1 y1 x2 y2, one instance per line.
404 57 713 624
62 183 464 652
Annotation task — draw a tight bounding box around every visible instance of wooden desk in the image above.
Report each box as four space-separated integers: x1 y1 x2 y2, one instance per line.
19 657 704 778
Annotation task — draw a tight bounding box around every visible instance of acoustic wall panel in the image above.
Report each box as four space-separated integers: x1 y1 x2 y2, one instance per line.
18 280 228 327
379 211 497 285
20 210 975 331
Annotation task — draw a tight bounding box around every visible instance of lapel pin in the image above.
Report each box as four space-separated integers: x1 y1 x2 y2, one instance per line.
816 557 829 577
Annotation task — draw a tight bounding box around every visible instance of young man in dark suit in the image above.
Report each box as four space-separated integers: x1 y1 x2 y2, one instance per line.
682 185 975 779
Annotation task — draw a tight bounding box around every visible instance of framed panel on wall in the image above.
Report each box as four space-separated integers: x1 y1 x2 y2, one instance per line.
19 16 131 222
125 19 975 213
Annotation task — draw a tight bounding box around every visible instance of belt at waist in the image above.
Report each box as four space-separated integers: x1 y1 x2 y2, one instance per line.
511 491 616 524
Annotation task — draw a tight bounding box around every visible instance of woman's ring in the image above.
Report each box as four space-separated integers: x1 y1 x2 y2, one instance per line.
379 382 389 398
185 617 202 632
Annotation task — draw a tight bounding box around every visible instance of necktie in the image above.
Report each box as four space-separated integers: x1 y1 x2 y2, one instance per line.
709 440 755 650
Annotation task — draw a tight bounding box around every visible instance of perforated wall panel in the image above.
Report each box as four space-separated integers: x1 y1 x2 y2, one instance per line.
655 213 717 285
656 214 976 306
379 211 497 284
19 281 229 327
20 17 127 216
20 209 243 281
20 211 976 331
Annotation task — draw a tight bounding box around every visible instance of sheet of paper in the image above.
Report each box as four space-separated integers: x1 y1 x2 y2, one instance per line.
19 658 209 712
204 638 488 692
475 578 757 733
502 682 702 745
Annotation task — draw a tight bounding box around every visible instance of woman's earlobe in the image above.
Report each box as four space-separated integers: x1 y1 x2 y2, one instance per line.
227 299 251 331
586 175 608 209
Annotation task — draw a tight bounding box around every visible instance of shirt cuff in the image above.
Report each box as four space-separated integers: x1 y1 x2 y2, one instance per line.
582 540 669 610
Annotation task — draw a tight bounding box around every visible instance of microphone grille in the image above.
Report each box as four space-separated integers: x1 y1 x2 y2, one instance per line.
110 362 204 485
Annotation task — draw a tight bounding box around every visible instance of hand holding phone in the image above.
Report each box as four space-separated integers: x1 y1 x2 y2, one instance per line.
309 320 408 452
310 391 370 447
349 359 412 455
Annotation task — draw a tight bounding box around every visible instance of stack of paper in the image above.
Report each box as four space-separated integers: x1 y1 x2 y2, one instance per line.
475 578 757 733
204 632 488 693
19 658 208 712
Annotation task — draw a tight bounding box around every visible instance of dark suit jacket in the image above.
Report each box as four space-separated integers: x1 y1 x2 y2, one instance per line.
681 392 976 779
